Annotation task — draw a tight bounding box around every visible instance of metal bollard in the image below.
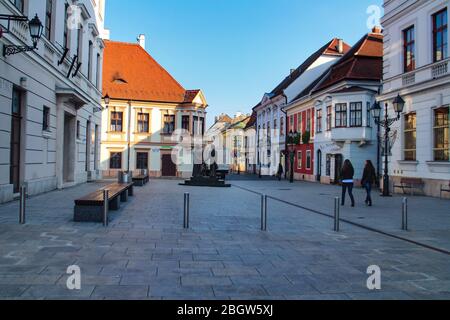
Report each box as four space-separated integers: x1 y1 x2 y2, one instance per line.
334 197 340 232
402 197 408 231
19 185 26 225
261 195 268 231
184 193 190 229
103 190 109 227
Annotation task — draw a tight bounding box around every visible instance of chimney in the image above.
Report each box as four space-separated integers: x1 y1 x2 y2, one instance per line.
137 34 146 49
372 26 383 34
290 69 296 75
337 39 344 54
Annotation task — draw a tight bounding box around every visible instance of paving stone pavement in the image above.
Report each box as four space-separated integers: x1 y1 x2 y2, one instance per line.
0 179 449 300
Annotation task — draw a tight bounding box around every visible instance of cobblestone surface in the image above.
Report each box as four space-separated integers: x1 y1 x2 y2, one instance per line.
0 178 449 300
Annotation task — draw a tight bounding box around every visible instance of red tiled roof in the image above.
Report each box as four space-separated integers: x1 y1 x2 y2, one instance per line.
103 40 187 103
183 89 201 103
312 33 383 93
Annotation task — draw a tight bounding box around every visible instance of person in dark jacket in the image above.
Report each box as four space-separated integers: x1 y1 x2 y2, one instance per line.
277 163 284 181
340 159 355 207
361 160 377 207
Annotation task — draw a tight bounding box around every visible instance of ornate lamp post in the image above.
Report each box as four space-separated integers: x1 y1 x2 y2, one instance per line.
371 94 405 197
287 130 297 183
2 14 43 56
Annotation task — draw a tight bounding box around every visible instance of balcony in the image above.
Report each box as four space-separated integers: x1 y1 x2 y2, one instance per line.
330 127 373 143
432 61 448 78
385 58 450 93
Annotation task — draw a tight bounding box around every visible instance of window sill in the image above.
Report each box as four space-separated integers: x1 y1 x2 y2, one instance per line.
107 131 126 134
397 160 419 166
426 161 450 167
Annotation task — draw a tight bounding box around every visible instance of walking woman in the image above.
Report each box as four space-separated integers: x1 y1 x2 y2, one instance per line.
340 160 355 207
361 160 377 207
277 163 284 181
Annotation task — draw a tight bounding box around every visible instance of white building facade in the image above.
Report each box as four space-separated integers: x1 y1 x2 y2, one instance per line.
309 31 383 185
255 38 349 177
0 0 106 203
380 0 450 197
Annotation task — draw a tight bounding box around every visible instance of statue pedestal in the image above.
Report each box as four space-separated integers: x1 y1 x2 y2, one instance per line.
180 176 231 188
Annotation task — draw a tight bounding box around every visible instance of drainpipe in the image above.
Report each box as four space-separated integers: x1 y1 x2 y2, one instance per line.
127 100 132 173
281 93 289 180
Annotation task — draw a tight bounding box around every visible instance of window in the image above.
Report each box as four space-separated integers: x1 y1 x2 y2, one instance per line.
290 116 294 131
11 0 24 12
182 115 190 132
326 106 332 131
76 120 81 139
350 102 363 127
163 114 175 134
96 54 101 88
335 103 347 128
110 152 122 169
110 112 123 132
88 41 93 81
306 150 312 170
306 111 311 132
366 102 372 127
77 24 83 60
434 107 449 161
136 152 149 170
42 106 50 131
200 117 205 136
404 113 417 161
193 116 199 135
273 119 277 136
137 113 149 133
403 26 415 72
297 151 302 169
45 0 53 41
280 117 284 136
297 113 303 133
63 3 69 49
316 109 323 133
433 9 448 62
326 155 331 176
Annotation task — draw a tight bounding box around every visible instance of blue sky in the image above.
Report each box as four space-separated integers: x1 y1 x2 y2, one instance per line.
106 0 383 126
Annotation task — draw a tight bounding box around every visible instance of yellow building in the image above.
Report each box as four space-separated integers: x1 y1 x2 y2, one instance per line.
101 39 208 178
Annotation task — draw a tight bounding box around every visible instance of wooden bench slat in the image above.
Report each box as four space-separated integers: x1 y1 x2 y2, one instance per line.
75 183 133 206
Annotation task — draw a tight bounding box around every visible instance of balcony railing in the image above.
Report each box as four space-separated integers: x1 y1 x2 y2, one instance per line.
402 73 415 86
384 58 450 92
432 60 448 78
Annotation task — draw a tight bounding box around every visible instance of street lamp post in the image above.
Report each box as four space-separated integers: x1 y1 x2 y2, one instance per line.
287 130 297 184
371 94 405 197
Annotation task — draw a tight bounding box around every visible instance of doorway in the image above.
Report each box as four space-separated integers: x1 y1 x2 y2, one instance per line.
63 113 76 183
10 88 22 194
334 154 343 184
161 154 176 177
317 150 322 182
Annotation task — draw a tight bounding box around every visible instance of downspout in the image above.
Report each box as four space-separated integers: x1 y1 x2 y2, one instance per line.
281 93 289 180
127 100 132 173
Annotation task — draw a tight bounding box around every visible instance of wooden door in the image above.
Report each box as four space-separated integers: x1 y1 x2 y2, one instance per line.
161 154 176 177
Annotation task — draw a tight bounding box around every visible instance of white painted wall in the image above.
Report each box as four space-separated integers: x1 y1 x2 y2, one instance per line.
380 0 450 197
0 0 106 202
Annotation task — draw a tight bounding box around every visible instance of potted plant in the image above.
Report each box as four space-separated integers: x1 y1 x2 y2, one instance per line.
293 132 301 145
302 131 311 144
